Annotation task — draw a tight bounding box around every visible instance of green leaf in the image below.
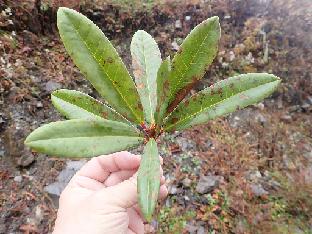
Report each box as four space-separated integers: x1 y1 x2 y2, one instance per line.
130 30 162 124
52 89 129 123
57 7 143 124
25 119 143 157
155 56 171 126
138 138 160 222
163 16 221 115
165 73 281 131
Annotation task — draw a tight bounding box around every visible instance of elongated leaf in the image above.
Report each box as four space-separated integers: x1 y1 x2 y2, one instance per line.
25 119 143 157
57 7 143 123
163 16 221 115
155 56 171 126
165 73 281 131
138 138 160 222
130 30 162 124
52 89 129 123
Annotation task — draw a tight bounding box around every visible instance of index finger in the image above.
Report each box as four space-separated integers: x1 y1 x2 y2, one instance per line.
76 151 141 182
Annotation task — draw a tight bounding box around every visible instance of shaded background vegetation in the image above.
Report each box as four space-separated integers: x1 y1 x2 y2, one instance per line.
0 0 311 233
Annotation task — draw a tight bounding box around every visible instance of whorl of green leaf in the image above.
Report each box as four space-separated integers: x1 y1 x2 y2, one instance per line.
57 7 143 123
165 73 281 131
52 89 128 123
25 119 143 157
163 16 221 116
131 30 162 124
137 138 160 222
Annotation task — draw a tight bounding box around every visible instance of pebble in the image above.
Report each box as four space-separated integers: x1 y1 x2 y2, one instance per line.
14 175 22 182
280 114 292 123
45 81 61 92
168 185 178 195
182 177 192 188
17 152 35 167
175 20 182 29
196 175 223 194
250 184 269 196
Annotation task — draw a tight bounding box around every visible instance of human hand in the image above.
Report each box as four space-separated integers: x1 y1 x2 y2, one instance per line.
53 151 167 234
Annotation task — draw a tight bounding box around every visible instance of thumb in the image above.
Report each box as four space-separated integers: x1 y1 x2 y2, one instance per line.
99 173 138 209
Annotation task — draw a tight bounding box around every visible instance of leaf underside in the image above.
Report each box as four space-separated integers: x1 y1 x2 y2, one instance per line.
52 89 129 123
165 73 281 131
138 138 160 222
25 119 143 157
57 7 143 124
161 16 221 117
131 30 162 124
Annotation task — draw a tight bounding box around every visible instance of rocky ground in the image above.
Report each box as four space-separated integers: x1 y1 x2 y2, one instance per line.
0 0 312 233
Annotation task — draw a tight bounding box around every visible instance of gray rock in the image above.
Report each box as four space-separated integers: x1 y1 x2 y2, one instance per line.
250 184 269 196
185 15 191 21
17 151 35 167
197 226 205 234
280 115 292 123
45 81 61 92
36 101 43 108
44 160 87 203
175 20 182 28
182 178 192 188
255 113 267 124
196 175 223 194
282 154 296 170
245 170 262 182
168 185 178 195
171 41 180 51
288 105 300 113
185 224 198 233
14 175 22 183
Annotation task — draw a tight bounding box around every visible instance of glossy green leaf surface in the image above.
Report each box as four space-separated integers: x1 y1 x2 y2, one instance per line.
131 30 162 124
25 119 143 157
165 73 280 131
138 138 160 222
52 89 128 123
57 7 143 123
163 16 221 115
155 57 171 126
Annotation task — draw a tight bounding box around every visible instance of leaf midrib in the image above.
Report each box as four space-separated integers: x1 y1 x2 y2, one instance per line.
27 135 143 142
64 12 141 122
165 80 279 130
141 38 154 123
170 24 212 100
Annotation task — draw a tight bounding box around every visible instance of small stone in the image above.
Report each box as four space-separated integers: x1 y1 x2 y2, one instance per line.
255 113 267 124
245 170 262 182
197 226 205 234
301 103 311 111
288 105 300 113
250 184 269 196
17 152 35 167
282 154 296 170
281 115 292 123
175 20 182 29
224 15 231 19
182 178 192 188
171 41 180 51
185 15 191 21
36 101 43 108
14 175 22 182
168 185 178 195
45 81 61 92
185 224 198 233
196 175 223 194
184 195 190 201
